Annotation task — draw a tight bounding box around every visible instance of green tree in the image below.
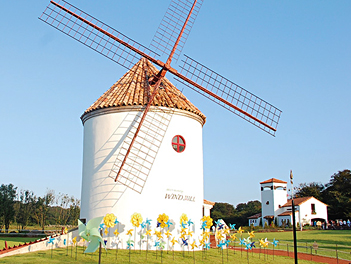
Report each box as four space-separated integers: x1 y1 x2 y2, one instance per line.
0 184 18 232
16 190 35 231
295 182 325 201
324 169 351 219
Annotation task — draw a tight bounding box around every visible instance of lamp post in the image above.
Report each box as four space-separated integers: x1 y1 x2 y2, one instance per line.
290 170 298 264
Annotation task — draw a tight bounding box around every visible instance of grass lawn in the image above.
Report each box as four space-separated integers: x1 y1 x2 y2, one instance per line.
0 247 325 264
248 229 351 260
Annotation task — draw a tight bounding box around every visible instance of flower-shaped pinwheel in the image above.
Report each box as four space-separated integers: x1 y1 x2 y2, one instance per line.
201 216 213 229
78 216 105 253
103 213 117 228
131 212 143 227
157 213 169 228
272 238 279 247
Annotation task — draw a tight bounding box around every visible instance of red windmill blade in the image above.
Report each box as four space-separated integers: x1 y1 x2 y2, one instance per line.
40 0 281 192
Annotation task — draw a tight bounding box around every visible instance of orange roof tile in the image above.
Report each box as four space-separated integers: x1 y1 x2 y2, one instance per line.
282 197 313 207
81 58 206 123
248 213 261 219
278 211 299 216
260 178 287 184
203 199 215 206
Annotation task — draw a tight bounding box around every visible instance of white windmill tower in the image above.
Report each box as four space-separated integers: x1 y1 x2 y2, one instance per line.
40 0 282 250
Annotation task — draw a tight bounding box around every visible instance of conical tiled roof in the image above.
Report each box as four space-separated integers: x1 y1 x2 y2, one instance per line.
82 58 206 123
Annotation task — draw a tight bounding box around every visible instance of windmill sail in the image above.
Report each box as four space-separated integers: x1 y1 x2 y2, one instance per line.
175 55 282 136
150 0 204 62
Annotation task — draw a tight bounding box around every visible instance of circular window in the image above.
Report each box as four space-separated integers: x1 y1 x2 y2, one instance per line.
172 135 186 153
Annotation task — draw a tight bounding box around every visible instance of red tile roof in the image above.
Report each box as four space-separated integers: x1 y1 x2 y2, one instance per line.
248 213 262 219
260 178 287 184
203 199 215 206
278 210 299 216
282 197 313 207
81 58 206 123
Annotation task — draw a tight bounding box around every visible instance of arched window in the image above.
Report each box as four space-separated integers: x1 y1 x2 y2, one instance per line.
172 135 186 153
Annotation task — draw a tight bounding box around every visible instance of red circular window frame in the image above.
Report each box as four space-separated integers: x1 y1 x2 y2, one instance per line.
172 135 186 153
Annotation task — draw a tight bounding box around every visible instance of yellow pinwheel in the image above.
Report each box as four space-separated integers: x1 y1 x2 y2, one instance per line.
126 229 133 236
170 237 178 246
248 231 255 238
181 227 187 234
199 238 206 247
165 230 172 238
180 233 186 240
72 237 77 245
187 230 194 237
259 238 269 248
114 229 119 236
190 241 197 250
237 227 244 234
154 230 162 240
104 228 108 235
230 233 237 241
216 231 223 241
201 215 213 229
145 229 152 236
223 228 230 234
64 227 68 234
202 230 210 239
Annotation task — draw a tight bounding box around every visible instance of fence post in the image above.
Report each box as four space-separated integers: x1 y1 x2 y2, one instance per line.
336 244 338 264
287 243 289 257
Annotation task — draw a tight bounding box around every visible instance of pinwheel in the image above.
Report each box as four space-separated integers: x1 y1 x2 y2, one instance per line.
126 229 133 236
245 243 252 250
114 218 119 225
154 230 162 240
224 239 230 247
250 242 256 248
217 241 226 250
180 213 188 225
259 238 269 248
204 242 211 249
237 226 244 234
170 237 178 247
63 238 67 246
165 230 172 238
159 240 166 250
141 221 146 229
104 228 108 235
114 229 120 236
243 237 251 245
272 238 279 247
199 238 206 247
217 223 224 230
78 216 105 253
201 216 213 229
165 219 173 228
181 238 189 246
156 221 161 228
145 218 152 226
131 213 143 228
154 241 160 248
248 231 255 238
190 241 197 250
72 237 77 245
103 213 117 228
99 223 105 231
187 230 194 237
216 230 224 241
103 239 107 246
223 227 230 234
48 236 55 245
64 227 68 234
229 223 236 230
111 236 119 248
180 227 187 234
157 213 169 228
187 219 194 227
239 238 246 246
202 230 211 239
201 221 207 230
145 229 152 236
126 239 134 249
180 233 186 240
230 233 237 241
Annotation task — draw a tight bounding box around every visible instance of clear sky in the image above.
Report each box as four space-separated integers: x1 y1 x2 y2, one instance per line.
1 1 350 207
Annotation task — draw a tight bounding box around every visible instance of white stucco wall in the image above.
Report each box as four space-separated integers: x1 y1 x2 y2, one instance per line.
80 106 204 250
298 198 328 226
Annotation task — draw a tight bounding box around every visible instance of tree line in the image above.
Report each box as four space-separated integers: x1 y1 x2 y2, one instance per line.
0 184 80 233
295 169 351 220
210 169 350 226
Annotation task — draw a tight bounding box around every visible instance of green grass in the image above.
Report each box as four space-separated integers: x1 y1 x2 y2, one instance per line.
246 230 351 260
0 247 325 264
0 237 40 249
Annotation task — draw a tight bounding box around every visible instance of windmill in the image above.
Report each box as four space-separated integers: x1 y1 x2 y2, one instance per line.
40 0 281 250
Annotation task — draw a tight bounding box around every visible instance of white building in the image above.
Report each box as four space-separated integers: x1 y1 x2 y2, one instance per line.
248 178 328 228
80 58 212 250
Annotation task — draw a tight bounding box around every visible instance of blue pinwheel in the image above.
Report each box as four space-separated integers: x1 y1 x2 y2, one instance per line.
229 223 236 230
99 223 105 231
201 221 207 230
48 236 55 245
104 239 107 246
181 238 188 246
63 239 66 246
245 243 252 250
204 242 211 249
165 220 173 227
187 219 194 227
154 241 160 248
250 242 256 248
215 219 221 226
114 219 119 225
272 239 279 247
239 238 246 246
145 218 152 226
224 239 230 247
141 221 146 229
156 221 161 228
180 222 187 229
217 223 224 230
127 239 134 249
217 241 225 250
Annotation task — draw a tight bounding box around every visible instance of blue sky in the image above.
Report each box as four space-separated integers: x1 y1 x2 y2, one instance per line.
1 0 350 207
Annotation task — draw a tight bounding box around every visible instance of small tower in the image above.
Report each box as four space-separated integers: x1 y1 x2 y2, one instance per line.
260 178 287 226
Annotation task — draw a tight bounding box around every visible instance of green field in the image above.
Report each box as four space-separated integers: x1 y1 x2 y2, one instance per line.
0 247 324 264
